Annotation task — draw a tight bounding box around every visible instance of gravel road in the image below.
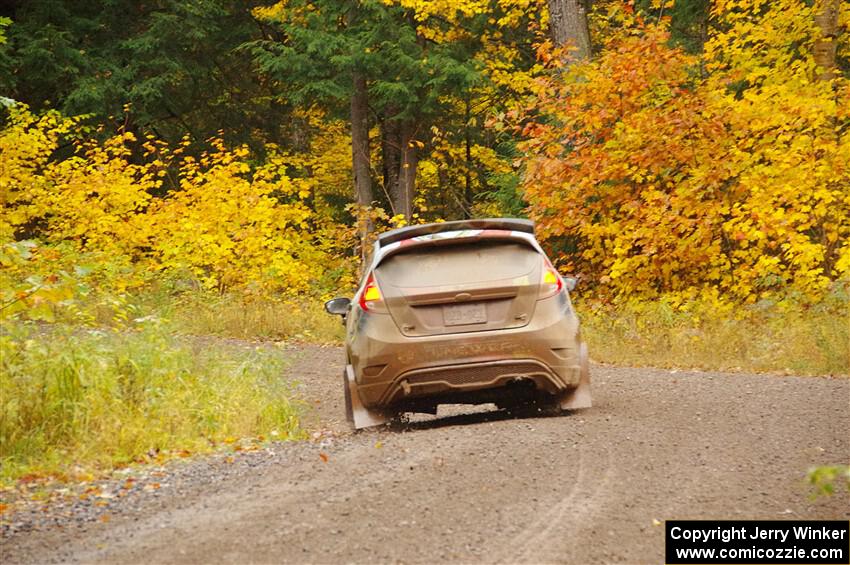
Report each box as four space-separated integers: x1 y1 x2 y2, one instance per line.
2 344 848 564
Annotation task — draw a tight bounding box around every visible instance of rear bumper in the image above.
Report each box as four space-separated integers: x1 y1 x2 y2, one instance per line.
347 293 585 409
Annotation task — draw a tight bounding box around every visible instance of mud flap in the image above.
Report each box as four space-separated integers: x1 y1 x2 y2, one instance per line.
346 365 390 430
343 369 354 423
559 342 592 411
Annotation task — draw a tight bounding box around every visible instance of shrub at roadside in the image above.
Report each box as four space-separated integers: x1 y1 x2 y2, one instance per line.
519 3 850 303
807 465 850 498
0 104 356 298
0 240 308 483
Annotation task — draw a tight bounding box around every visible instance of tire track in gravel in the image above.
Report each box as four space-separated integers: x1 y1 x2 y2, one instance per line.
498 446 616 564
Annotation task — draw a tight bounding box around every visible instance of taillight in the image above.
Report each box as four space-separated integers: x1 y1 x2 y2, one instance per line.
358 273 385 312
539 259 563 299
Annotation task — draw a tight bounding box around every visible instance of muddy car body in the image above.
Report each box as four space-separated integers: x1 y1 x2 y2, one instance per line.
325 218 591 429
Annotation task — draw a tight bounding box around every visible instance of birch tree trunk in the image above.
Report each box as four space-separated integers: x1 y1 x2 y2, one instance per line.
813 0 840 81
547 0 591 61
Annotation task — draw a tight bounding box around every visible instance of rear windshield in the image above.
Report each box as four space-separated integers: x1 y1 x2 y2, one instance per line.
376 241 540 288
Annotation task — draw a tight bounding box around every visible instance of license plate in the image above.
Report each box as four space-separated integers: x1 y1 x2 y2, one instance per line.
443 302 487 326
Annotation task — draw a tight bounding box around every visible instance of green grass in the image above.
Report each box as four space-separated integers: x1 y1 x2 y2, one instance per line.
0 320 303 483
579 293 849 376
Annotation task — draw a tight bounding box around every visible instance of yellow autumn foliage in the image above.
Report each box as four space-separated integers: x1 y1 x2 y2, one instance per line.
0 104 349 298
520 0 850 303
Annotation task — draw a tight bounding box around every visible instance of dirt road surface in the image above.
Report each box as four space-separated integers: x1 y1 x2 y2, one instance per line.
2 344 848 564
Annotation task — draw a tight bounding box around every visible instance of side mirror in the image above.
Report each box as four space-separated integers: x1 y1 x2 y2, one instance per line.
324 297 351 316
564 277 578 292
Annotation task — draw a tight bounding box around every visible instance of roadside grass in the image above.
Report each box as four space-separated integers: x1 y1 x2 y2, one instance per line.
158 288 847 376
164 293 346 343
579 292 849 376
0 320 303 484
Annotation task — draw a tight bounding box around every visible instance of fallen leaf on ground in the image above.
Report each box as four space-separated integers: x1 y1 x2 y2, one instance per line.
18 473 45 484
319 453 329 463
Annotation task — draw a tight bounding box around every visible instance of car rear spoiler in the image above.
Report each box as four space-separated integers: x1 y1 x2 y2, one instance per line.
376 218 535 248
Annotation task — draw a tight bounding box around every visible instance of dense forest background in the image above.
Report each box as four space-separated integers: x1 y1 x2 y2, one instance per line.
1 0 848 303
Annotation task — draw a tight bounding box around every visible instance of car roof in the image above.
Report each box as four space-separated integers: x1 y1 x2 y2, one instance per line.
376 218 535 248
